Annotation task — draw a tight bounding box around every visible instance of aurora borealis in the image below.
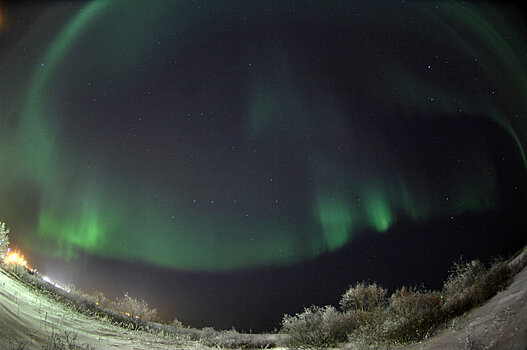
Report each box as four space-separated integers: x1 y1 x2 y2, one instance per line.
1 0 527 330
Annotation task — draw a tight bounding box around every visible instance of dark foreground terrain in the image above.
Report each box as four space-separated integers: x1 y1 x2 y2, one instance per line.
1 246 526 349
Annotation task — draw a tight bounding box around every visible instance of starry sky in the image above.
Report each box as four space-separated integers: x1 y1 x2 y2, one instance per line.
1 0 526 331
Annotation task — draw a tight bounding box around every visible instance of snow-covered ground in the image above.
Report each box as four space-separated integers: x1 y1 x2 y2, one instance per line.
0 267 209 349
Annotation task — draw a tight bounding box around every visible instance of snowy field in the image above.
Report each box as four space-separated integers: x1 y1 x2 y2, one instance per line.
0 266 214 349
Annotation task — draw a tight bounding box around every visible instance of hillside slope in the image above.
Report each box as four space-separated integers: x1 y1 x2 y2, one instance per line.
0 266 207 349
397 247 527 350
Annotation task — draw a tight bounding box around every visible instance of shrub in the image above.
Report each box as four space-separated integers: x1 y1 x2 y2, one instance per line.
442 259 486 315
478 258 512 301
171 317 184 329
441 258 512 317
68 284 89 301
383 286 445 343
199 328 266 349
5 262 41 286
338 282 389 347
44 330 95 350
0 324 29 350
0 222 9 259
281 254 519 349
339 309 385 349
86 291 111 309
281 305 350 349
112 292 158 322
340 282 387 313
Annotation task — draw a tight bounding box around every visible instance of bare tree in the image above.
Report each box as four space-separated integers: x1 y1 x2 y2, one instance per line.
0 222 9 259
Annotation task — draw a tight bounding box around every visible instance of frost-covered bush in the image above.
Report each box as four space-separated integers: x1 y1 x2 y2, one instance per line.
442 258 511 317
281 305 351 349
340 282 387 313
383 286 444 343
478 258 512 301
442 259 486 312
85 290 111 309
279 251 522 349
112 292 158 322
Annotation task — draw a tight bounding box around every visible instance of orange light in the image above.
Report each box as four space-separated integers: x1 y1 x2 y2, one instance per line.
5 251 30 269
0 3 6 33
6 252 17 262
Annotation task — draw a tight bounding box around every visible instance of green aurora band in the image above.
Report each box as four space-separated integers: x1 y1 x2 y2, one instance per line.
0 1 525 270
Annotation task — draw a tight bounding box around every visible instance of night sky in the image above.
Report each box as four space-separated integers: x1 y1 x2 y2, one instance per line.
1 0 526 332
